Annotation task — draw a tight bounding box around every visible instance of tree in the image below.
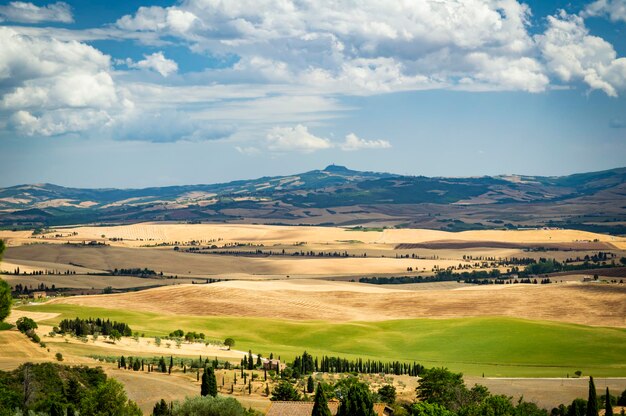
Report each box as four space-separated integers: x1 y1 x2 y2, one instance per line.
568 399 588 416
408 402 456 416
378 385 396 405
169 356 173 374
416 367 466 411
307 375 315 393
606 388 613 416
337 381 376 416
618 389 626 406
153 399 172 416
0 278 11 323
109 329 121 341
312 383 332 416
79 378 142 416
271 381 301 401
201 367 218 397
16 316 38 332
587 377 598 416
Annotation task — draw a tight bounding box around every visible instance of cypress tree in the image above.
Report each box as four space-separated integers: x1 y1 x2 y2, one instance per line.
201 368 209 396
606 387 613 416
307 376 315 393
312 383 332 416
169 356 173 374
207 366 218 397
587 376 598 416
337 382 376 416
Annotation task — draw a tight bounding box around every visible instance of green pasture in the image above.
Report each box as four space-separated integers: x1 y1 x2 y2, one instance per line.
18 303 626 377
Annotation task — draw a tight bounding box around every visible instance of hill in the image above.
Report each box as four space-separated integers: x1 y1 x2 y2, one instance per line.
1 165 625 233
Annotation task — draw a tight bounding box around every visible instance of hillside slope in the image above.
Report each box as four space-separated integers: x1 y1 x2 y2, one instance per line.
1 165 625 233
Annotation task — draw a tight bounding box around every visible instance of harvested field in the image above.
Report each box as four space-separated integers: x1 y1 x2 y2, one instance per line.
3 244 460 277
0 331 52 370
1 274 204 290
2 224 621 248
395 240 618 250
46 280 626 327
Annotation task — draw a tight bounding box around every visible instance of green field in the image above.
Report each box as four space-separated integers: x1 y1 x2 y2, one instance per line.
19 304 626 377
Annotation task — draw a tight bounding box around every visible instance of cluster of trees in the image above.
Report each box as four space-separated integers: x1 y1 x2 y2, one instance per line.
11 283 58 295
270 377 388 416
291 351 425 377
111 268 159 277
3 268 77 276
168 329 206 342
0 363 141 416
57 317 132 337
465 277 552 285
185 247 370 259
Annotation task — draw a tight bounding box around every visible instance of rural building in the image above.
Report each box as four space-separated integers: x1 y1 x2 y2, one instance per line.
262 359 285 371
31 291 46 299
266 401 393 416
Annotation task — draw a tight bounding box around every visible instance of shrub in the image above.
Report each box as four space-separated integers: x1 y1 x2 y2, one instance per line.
55 353 63 362
16 317 38 333
172 395 251 416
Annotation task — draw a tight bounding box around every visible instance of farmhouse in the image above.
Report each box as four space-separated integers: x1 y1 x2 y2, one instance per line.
266 401 393 416
31 291 46 299
263 358 285 371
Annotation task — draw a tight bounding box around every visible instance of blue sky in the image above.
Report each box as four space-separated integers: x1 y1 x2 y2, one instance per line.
0 0 625 187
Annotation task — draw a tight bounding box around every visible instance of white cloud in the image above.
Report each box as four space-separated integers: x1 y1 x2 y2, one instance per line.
126 52 178 77
0 26 128 137
536 11 626 97
582 0 626 23
114 0 547 93
263 125 390 153
116 6 199 34
266 124 333 153
340 133 391 151
0 1 73 23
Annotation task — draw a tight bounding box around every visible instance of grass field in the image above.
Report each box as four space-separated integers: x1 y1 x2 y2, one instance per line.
18 303 626 378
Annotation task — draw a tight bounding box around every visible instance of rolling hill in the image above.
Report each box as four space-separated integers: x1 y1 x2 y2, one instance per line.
1 165 625 233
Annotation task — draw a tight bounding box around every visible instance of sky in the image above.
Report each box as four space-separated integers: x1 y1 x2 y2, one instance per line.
0 0 625 188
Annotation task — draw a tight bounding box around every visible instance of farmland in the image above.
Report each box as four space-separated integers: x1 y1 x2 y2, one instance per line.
1 223 625 413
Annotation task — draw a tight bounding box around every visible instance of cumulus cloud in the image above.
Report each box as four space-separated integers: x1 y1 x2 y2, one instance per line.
0 26 128 137
266 124 333 153
583 0 626 23
0 1 73 23
116 6 199 34
126 52 178 76
340 133 391 151
114 0 548 93
536 11 626 97
263 125 390 153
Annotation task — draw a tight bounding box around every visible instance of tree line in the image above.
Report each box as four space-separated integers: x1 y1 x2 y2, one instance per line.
290 351 425 378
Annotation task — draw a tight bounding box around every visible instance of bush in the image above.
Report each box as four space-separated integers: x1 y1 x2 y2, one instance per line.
16 317 38 333
172 395 252 416
55 353 63 362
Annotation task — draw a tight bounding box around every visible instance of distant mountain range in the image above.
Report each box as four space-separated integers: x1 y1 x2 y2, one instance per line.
1 165 625 234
